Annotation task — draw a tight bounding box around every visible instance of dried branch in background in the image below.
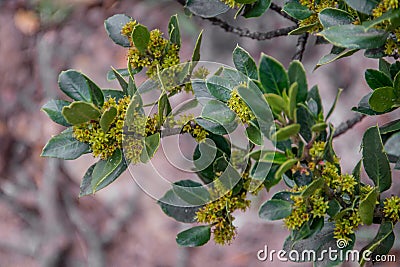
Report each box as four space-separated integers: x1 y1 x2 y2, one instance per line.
333 113 366 138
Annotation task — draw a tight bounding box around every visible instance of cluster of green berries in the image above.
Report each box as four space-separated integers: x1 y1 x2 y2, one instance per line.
196 180 251 245
383 196 400 222
227 88 255 123
73 96 131 159
121 21 180 77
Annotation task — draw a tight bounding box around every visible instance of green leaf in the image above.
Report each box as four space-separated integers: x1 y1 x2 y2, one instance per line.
85 77 104 108
259 199 292 220
288 83 298 120
91 149 123 193
185 0 229 18
301 178 324 198
362 126 392 192
307 85 323 114
369 86 396 112
394 71 400 96
206 76 234 101
275 158 298 179
107 68 129 80
168 14 181 46
104 14 131 47
257 151 287 164
265 93 286 113
79 164 96 197
318 8 354 28
390 61 400 79
315 48 358 70
343 0 379 15
327 199 341 217
233 45 258 80
100 106 117 133
326 88 343 120
131 24 150 53
289 23 319 35
379 58 391 77
271 124 300 142
201 100 236 126
318 25 388 49
296 106 314 142
158 189 200 223
41 99 72 127
363 9 400 29
41 128 90 160
365 69 393 90
384 132 400 160
176 225 211 247
111 67 128 95
359 188 378 225
140 133 160 163
259 53 289 95
195 117 227 135
242 0 271 18
288 60 307 103
282 2 313 20
246 122 262 145
360 221 394 266
102 89 125 101
352 92 385 115
192 30 203 62
380 119 400 134
62 101 101 125
172 180 210 206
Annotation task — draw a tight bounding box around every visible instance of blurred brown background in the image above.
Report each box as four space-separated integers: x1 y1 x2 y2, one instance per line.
0 0 399 266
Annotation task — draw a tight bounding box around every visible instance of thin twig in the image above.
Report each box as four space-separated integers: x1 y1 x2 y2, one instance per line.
204 17 297 40
333 113 366 138
269 2 298 23
292 33 308 61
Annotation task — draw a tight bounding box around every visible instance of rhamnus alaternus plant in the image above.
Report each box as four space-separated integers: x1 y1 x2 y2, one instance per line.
41 1 400 266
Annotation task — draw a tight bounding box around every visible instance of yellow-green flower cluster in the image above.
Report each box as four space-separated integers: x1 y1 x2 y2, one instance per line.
298 0 338 33
309 141 325 161
122 21 180 77
227 88 255 123
383 196 400 222
73 96 131 159
310 193 329 218
220 0 240 8
196 189 251 245
182 122 209 143
322 162 357 196
333 210 362 242
284 192 309 230
372 1 400 55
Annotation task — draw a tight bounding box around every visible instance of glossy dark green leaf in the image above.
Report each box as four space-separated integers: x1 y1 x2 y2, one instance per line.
282 2 313 20
365 69 393 90
111 67 128 95
62 101 101 125
315 49 358 70
107 68 129 80
289 23 319 35
301 178 324 198
206 76 234 101
259 199 292 220
259 53 289 95
201 100 236 125
307 85 323 115
104 14 132 47
41 128 90 160
140 133 161 163
158 189 200 223
379 58 391 77
390 61 400 80
384 132 400 160
318 8 354 28
195 117 227 135
381 119 400 134
172 180 210 206
192 30 203 63
343 0 379 14
362 126 392 192
131 24 150 53
246 122 262 145
369 86 395 112
86 77 104 108
296 106 314 142
100 106 117 133
41 99 72 127
168 14 181 46
242 0 271 18
363 8 400 29
359 188 378 225
91 149 123 193
275 158 298 179
288 60 307 103
394 72 400 96
102 89 125 101
176 225 211 247
233 45 258 80
352 92 385 115
185 0 229 18
318 25 388 49
360 221 394 266
327 199 341 217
